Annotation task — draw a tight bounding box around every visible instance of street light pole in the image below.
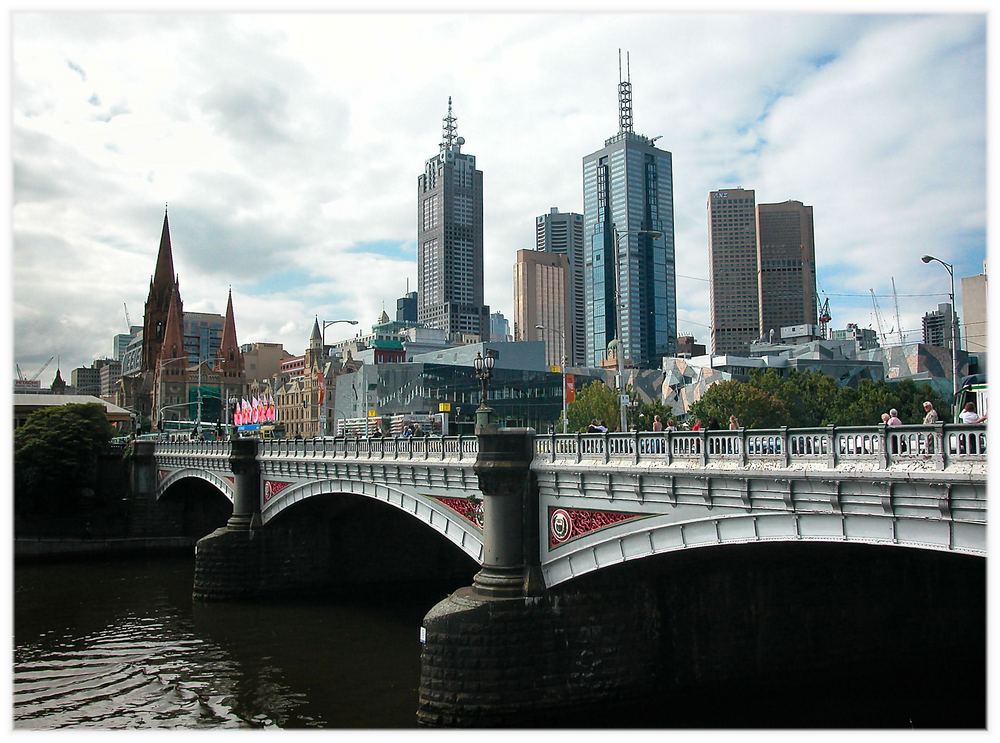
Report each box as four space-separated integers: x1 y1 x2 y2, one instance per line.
156 354 189 430
536 323 568 434
611 225 663 432
921 255 960 401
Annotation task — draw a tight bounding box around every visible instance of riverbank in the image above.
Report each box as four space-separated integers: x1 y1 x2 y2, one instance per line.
15 536 196 561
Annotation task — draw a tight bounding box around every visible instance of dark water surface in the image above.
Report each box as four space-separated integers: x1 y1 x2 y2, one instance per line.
14 556 438 729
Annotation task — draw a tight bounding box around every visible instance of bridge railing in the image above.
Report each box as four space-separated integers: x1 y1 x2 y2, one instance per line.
154 440 234 458
533 424 986 470
256 435 478 461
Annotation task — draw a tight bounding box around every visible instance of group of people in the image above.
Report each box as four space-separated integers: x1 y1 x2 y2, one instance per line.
879 401 987 426
400 422 426 437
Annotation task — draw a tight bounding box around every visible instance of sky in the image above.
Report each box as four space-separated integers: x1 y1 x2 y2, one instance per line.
8 6 991 380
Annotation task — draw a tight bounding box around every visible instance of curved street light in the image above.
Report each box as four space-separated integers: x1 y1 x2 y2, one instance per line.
536 324 568 434
612 225 663 432
920 254 959 400
319 319 358 435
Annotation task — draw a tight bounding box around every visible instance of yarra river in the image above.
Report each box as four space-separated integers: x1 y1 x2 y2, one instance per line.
13 556 445 729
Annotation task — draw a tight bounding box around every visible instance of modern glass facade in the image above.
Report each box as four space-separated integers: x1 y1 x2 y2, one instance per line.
583 132 676 368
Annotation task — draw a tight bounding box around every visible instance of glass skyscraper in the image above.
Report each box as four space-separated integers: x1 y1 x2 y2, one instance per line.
582 56 676 368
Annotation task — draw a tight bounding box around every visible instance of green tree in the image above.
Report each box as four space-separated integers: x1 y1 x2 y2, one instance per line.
15 403 114 517
689 380 791 429
748 369 853 427
842 378 949 426
566 380 619 432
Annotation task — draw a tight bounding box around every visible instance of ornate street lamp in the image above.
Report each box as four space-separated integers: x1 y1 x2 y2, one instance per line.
473 349 496 431
612 225 663 432
921 255 959 400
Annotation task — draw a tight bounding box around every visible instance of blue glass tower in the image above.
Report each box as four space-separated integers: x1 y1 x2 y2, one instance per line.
582 53 676 368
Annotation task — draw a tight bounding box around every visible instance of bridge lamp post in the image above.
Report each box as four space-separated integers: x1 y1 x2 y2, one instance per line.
921 254 959 401
535 324 568 434
612 225 663 432
473 350 496 431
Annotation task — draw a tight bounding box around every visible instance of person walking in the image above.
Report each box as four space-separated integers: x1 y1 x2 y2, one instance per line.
887 409 903 426
728 415 740 430
652 414 663 432
922 401 939 425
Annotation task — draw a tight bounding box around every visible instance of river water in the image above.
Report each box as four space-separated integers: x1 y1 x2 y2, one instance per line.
13 555 445 729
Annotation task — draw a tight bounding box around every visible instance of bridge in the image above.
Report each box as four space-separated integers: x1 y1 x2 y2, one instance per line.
136 423 987 726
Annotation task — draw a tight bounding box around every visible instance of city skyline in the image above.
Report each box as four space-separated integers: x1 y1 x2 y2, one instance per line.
11 11 988 377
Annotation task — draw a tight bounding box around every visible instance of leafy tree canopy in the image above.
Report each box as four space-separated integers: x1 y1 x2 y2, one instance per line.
689 380 791 429
566 380 619 432
15 403 114 511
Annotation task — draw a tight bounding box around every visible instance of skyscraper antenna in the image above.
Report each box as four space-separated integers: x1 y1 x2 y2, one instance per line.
441 96 458 154
618 50 633 134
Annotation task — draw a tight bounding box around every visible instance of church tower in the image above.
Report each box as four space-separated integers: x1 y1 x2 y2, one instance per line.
215 288 245 379
142 207 182 373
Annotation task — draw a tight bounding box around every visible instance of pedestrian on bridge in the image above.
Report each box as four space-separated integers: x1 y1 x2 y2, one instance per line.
652 415 663 432
888 409 903 426
959 403 987 424
728 415 740 430
922 401 939 425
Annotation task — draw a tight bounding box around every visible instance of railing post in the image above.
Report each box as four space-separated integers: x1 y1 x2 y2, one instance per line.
826 426 837 468
550 430 556 464
780 427 790 468
740 427 748 466
575 432 582 464
633 430 640 465
666 430 673 465
879 424 890 469
932 423 946 470
700 430 708 467
603 431 610 464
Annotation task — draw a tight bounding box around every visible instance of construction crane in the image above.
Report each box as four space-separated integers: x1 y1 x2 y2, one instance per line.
16 355 55 381
817 294 831 340
124 302 132 329
869 289 892 345
891 277 904 346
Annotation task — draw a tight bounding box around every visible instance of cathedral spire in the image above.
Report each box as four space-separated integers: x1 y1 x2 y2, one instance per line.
215 287 244 377
159 284 186 375
152 205 175 290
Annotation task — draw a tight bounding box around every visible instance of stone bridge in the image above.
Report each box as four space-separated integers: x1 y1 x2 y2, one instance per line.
137 423 987 726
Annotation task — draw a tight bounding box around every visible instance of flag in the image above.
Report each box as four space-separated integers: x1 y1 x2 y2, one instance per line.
317 371 325 406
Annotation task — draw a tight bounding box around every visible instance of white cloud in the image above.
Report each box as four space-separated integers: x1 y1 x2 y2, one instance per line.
11 11 987 375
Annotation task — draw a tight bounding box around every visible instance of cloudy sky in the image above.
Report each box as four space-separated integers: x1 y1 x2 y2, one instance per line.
9 7 989 380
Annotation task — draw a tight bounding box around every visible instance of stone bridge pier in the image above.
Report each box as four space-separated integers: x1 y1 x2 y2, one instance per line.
417 427 661 727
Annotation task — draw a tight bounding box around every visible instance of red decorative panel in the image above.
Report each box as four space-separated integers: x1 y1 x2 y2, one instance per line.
548 507 647 548
435 496 485 530
263 480 293 503
158 469 170 481
225 476 235 485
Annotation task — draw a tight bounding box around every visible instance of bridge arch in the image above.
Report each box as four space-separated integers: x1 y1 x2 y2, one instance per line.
156 469 234 503
542 510 986 587
261 478 484 564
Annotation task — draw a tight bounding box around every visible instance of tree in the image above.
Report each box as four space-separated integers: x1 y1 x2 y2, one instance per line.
15 403 114 517
566 380 619 432
842 378 949 426
748 369 850 427
689 380 791 429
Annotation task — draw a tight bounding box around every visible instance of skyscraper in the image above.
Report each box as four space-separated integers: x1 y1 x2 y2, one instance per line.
490 311 510 342
582 53 676 368
536 207 585 366
513 249 570 369
416 98 490 343
756 200 817 342
922 302 961 350
707 188 759 355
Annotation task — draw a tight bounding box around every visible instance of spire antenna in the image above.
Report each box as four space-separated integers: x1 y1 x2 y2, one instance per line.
618 49 634 134
440 96 458 154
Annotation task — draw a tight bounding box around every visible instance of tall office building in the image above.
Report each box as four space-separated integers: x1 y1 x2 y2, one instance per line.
396 290 418 323
582 53 676 368
961 270 987 354
416 98 490 343
513 249 570 369
707 188 759 355
490 311 510 342
756 200 817 342
536 208 585 365
922 302 961 350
